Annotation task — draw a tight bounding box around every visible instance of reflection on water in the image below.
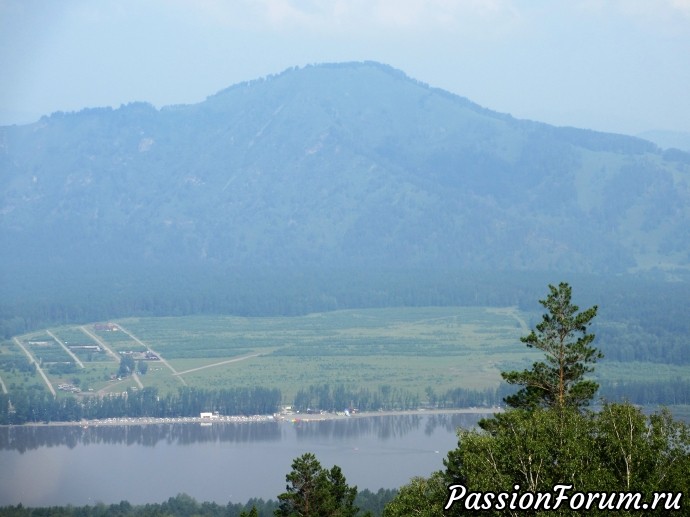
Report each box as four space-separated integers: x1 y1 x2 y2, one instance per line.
0 412 492 507
0 413 484 453
293 413 483 441
0 421 284 453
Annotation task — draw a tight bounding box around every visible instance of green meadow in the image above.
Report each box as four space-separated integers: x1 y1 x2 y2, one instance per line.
2 306 689 409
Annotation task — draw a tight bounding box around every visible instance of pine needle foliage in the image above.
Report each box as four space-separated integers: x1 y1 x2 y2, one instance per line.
502 282 601 410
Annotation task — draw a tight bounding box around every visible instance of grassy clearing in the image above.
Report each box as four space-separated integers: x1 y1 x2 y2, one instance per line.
0 338 46 393
596 361 690 383
178 353 523 401
51 327 95 345
24 334 73 364
139 365 185 393
6 307 532 401
41 361 116 394
118 307 534 399
103 340 144 354
51 328 110 362
93 328 132 343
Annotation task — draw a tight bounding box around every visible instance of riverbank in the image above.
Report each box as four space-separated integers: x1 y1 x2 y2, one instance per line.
2 407 502 428
280 407 501 421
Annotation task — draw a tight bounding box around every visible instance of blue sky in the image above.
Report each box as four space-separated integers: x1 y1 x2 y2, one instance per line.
2 0 689 135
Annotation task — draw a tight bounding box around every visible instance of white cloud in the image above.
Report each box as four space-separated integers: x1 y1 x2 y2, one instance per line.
669 0 690 16
575 0 690 30
165 0 521 35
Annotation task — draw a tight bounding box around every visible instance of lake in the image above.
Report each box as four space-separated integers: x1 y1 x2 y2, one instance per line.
0 412 489 507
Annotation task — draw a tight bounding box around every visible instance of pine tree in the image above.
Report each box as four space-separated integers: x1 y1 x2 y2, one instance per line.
276 453 359 517
502 282 601 410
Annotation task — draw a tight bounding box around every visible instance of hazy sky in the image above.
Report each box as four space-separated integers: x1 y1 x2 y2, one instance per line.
2 0 689 135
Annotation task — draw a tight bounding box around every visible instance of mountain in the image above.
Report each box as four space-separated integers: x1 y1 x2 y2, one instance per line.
2 61 690 276
637 130 690 153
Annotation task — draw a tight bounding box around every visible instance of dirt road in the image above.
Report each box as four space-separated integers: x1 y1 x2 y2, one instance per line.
174 353 262 376
47 330 84 368
115 324 187 386
80 326 144 389
13 337 57 396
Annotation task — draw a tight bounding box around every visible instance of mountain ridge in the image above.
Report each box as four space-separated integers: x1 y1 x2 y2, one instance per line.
1 61 689 276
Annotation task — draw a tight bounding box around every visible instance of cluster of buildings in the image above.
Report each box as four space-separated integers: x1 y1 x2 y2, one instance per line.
58 383 81 393
118 350 160 360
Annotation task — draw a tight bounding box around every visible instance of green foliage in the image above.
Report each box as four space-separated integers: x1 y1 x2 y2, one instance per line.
441 404 690 515
137 359 148 375
599 378 690 405
384 283 690 516
0 495 228 516
594 403 690 495
502 282 601 410
276 453 359 517
117 354 136 377
4 385 282 424
4 297 690 421
0 443 394 516
46 361 77 375
381 472 446 517
0 393 9 424
0 354 36 373
354 489 397 517
445 408 605 496
293 383 420 412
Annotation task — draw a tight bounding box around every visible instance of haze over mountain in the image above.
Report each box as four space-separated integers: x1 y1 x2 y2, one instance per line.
637 130 690 153
2 62 689 278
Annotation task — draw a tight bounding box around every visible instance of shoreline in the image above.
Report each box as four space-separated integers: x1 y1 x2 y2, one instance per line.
1 407 502 428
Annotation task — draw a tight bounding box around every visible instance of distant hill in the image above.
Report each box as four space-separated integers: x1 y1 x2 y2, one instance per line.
637 130 690 153
2 61 690 276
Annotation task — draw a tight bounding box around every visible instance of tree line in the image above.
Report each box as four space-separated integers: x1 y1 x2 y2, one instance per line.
292 384 421 412
2 377 689 425
0 386 281 425
2 381 506 425
3 266 688 347
0 489 398 517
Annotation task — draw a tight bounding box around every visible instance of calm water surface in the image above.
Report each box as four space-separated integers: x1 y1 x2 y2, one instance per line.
0 413 488 507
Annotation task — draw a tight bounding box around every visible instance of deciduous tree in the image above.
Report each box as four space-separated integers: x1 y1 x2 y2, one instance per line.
382 472 446 517
117 354 135 378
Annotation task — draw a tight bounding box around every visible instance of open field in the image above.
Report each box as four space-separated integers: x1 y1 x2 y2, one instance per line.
2 306 689 409
111 307 537 399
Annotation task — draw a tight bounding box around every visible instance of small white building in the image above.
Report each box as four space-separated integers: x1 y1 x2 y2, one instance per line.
200 412 219 420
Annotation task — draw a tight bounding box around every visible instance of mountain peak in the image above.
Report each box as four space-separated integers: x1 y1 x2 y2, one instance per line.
1 63 688 275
